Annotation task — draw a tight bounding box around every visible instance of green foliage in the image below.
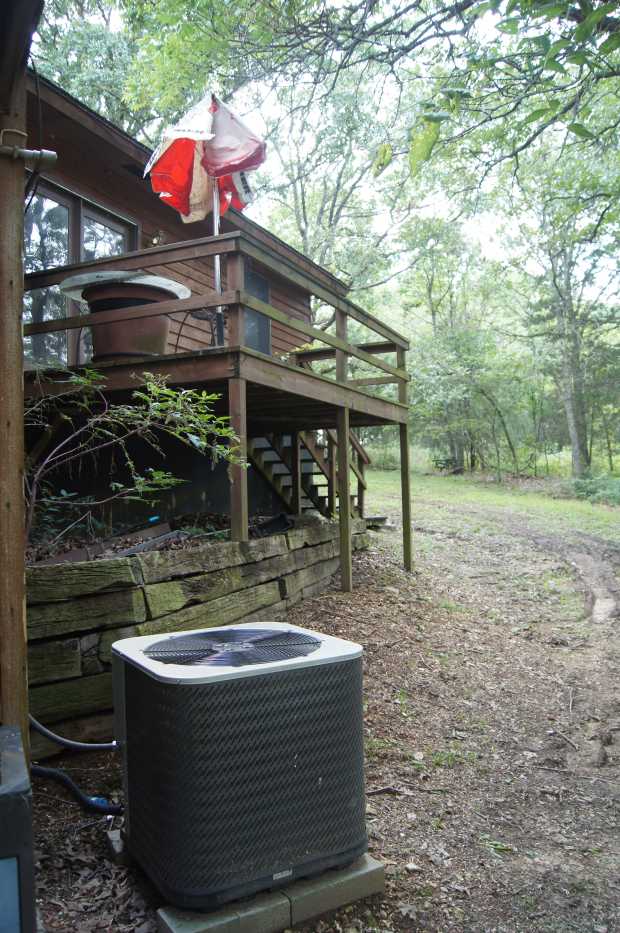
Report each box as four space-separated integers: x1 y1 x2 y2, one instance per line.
365 444 400 471
372 143 393 177
257 70 411 291
572 475 620 506
33 0 158 142
25 371 240 552
409 120 440 175
118 0 620 174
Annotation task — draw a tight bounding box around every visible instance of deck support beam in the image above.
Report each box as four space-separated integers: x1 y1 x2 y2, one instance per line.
0 77 29 750
327 435 337 518
399 423 412 571
290 431 302 516
336 407 353 592
357 445 365 519
228 377 249 542
397 347 413 571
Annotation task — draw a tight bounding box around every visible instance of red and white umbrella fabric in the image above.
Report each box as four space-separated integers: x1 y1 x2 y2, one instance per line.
144 93 266 224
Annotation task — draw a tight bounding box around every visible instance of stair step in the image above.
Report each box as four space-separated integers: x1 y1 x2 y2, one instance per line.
250 430 368 521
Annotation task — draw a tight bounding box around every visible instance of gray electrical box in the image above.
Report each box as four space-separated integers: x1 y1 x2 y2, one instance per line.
0 727 36 933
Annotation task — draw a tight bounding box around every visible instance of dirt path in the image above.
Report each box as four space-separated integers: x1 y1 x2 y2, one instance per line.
292 494 620 932
32 488 620 932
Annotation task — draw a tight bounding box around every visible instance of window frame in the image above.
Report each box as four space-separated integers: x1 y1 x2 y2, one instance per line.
81 203 138 260
24 178 139 364
25 177 139 267
243 258 272 356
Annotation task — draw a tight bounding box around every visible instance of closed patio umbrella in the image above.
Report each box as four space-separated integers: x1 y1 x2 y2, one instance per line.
145 94 266 334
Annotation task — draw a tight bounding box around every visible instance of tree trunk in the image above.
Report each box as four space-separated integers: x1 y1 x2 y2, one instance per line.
491 417 501 481
602 415 614 473
476 385 519 475
558 362 590 477
467 434 477 472
551 254 591 478
447 431 465 469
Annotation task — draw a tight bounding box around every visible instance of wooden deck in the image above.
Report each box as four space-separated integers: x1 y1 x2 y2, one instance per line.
23 231 413 584
24 345 408 430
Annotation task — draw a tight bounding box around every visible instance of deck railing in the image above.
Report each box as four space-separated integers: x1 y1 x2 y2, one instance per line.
23 231 409 402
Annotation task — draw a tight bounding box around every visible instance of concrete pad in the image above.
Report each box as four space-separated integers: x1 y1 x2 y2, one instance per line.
156 855 385 933
284 855 385 926
157 891 291 933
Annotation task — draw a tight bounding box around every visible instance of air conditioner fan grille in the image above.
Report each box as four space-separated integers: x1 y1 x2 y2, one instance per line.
144 628 321 667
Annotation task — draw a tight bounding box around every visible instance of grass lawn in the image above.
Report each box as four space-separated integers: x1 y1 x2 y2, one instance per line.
365 469 620 543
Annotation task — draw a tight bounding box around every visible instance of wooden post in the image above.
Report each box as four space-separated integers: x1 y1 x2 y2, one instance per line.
0 77 29 748
226 253 245 348
357 450 365 519
226 252 245 291
327 435 337 517
399 422 412 571
228 377 248 542
227 302 244 348
336 407 353 592
290 431 302 515
397 347 413 571
335 307 348 384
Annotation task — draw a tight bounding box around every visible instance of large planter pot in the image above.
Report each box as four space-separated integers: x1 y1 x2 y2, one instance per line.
60 272 191 362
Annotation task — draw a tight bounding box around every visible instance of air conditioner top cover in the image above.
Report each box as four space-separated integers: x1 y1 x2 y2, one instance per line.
112 620 362 684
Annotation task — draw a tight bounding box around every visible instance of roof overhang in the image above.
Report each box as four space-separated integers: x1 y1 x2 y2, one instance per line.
0 1 43 112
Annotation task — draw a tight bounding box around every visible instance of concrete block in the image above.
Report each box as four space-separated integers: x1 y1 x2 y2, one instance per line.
156 856 385 933
284 855 385 926
157 891 290 933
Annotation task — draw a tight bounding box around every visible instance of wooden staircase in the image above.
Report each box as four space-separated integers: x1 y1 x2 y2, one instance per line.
248 431 370 518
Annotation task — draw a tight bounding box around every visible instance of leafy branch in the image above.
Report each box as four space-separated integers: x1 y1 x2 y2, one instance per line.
25 370 241 551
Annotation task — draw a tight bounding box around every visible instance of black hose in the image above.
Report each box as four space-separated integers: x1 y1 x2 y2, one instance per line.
29 714 116 752
31 765 123 815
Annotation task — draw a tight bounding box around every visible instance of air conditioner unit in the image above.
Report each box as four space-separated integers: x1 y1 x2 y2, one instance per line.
112 621 367 910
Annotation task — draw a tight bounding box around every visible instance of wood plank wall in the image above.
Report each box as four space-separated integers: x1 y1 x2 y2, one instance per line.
27 92 312 357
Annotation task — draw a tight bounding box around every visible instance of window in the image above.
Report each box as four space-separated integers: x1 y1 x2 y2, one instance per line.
23 181 137 365
24 190 70 366
82 211 129 261
244 260 271 355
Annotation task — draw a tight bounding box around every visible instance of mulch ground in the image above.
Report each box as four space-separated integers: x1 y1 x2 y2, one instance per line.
32 505 620 932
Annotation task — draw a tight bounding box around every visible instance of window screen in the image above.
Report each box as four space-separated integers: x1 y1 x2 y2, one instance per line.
244 260 271 355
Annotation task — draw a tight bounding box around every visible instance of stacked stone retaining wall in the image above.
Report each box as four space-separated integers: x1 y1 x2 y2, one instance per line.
27 520 369 758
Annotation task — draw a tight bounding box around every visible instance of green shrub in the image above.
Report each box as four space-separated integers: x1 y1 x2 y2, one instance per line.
572 474 620 506
365 444 433 471
365 443 400 470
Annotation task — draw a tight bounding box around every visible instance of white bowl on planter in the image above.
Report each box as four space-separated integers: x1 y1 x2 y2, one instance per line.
60 272 191 361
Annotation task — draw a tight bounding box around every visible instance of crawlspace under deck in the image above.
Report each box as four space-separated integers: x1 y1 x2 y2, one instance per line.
24 346 409 431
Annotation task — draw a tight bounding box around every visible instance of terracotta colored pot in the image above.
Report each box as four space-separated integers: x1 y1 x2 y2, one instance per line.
82 282 173 362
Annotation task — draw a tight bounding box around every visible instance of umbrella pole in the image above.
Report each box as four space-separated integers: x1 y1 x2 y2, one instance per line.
212 179 225 345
